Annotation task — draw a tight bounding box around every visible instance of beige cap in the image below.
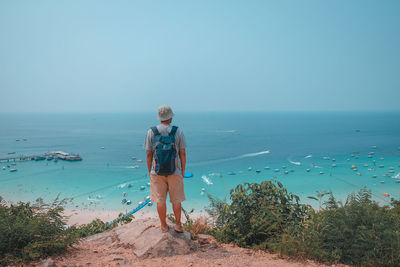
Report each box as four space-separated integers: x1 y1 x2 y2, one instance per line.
158 105 175 121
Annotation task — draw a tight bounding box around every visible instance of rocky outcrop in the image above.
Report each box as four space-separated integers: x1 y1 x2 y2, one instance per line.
85 218 196 259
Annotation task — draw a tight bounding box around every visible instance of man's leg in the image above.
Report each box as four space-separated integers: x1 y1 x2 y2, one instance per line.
157 201 168 228
172 202 182 225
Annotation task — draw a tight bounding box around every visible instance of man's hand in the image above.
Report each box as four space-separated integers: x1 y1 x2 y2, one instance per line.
179 149 186 178
146 150 153 177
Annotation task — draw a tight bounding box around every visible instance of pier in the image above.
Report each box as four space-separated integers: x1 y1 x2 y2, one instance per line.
0 151 82 163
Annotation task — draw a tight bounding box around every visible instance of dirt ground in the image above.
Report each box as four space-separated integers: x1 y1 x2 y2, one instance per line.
48 238 344 267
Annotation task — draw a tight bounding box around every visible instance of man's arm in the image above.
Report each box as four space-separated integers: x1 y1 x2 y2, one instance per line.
146 150 153 176
179 149 186 177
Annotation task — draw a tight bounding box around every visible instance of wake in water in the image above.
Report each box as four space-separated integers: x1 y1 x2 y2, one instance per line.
288 157 302 166
192 149 270 166
305 154 313 158
201 175 213 185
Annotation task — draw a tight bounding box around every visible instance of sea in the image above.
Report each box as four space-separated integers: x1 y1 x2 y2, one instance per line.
0 112 399 213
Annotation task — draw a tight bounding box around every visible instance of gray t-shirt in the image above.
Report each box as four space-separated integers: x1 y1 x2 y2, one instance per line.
144 124 187 175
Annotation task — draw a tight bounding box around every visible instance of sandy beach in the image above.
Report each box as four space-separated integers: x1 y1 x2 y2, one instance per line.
63 208 207 226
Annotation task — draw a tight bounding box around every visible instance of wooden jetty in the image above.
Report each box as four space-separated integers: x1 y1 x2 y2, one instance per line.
0 151 82 163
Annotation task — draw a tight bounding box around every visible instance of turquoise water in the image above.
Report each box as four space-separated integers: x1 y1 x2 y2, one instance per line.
0 112 399 212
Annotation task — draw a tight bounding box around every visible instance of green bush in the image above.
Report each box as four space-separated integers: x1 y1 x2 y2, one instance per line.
207 182 400 267
298 189 400 266
0 196 75 265
0 196 133 265
206 181 311 250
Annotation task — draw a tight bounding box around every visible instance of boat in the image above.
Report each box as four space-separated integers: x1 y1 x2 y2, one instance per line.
148 201 153 206
332 164 337 167
121 198 127 204
201 188 205 192
379 165 384 168
137 160 143 163
382 193 390 197
126 200 132 205
255 169 261 173
372 175 377 178
132 157 137 160
306 169 311 172
319 171 324 175
140 186 146 190
2 167 5 170
248 167 252 171
100 147 105 149
8 152 16 155
282 166 287 169
274 169 280 172
379 181 385 184
350 165 357 169
9 169 17 172
264 166 270 170
34 156 46 161
368 155 373 158
332 158 336 162
147 182 150 186
227 172 236 175
284 171 289 174
65 154 82 161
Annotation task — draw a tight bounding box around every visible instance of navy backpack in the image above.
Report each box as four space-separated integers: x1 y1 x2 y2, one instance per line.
151 126 178 176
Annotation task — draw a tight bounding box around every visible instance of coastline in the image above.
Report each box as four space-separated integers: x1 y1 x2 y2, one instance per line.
63 208 208 226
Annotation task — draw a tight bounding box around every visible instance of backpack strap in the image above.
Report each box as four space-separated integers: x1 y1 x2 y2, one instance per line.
151 126 160 136
169 126 178 136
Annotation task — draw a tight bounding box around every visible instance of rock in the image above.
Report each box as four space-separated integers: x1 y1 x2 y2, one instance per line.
37 258 56 267
197 234 219 248
85 218 196 259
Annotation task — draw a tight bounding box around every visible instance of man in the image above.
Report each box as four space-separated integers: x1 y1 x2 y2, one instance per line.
144 105 187 233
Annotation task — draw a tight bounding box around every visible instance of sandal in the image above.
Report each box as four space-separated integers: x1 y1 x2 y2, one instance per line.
161 225 169 233
174 224 184 233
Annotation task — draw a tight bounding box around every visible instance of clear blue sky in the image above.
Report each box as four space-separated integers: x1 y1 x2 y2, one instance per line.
0 0 399 112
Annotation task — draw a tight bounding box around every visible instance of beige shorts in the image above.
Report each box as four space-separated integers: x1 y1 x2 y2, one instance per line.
150 174 186 203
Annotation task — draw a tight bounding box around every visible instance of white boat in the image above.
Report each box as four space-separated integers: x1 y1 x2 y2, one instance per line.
137 159 143 163
284 171 289 174
2 167 5 170
248 167 252 171
255 170 261 173
319 171 324 175
140 186 145 190
306 169 311 172
264 166 270 170
10 169 17 172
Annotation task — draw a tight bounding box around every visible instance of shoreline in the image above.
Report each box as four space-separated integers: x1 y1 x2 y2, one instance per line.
62 208 208 226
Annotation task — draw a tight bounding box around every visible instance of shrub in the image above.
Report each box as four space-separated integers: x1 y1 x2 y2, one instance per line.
0 196 133 265
298 189 400 266
206 180 311 250
0 196 75 265
207 182 400 267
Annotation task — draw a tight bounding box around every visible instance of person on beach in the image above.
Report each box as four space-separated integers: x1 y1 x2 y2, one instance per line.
144 105 187 233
